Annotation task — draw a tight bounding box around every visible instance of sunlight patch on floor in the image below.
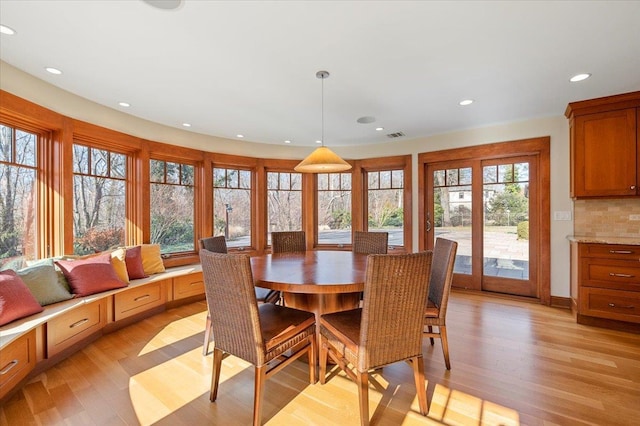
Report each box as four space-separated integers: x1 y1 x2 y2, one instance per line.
428 383 520 426
138 311 205 356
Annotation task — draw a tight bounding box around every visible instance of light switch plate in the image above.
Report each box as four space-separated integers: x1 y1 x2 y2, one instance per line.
553 211 572 221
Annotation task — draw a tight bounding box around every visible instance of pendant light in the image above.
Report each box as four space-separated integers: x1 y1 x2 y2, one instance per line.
294 71 352 173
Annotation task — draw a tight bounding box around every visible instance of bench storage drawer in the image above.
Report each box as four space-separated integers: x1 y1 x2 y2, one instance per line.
114 281 166 321
0 329 36 399
173 272 204 300
47 299 106 357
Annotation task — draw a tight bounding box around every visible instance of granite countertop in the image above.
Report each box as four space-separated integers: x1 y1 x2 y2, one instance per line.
567 235 640 245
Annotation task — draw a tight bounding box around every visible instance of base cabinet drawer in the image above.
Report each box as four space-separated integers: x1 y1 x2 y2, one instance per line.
47 299 106 357
173 272 204 300
0 329 36 399
114 281 166 321
579 287 640 323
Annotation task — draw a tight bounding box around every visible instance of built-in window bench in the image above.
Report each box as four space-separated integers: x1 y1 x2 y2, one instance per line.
0 264 204 401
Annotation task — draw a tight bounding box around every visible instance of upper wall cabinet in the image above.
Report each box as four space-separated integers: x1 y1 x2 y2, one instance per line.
565 91 640 198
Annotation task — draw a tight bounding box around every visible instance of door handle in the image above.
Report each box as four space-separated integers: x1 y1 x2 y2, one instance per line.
426 212 432 232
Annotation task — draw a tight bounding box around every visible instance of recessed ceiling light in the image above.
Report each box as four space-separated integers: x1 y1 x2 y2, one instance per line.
284 140 291 144
0 25 16 35
459 99 474 106
236 134 244 138
357 116 376 124
118 102 130 107
45 67 62 75
182 123 191 127
142 0 183 10
315 140 322 144
570 73 591 82
375 127 384 131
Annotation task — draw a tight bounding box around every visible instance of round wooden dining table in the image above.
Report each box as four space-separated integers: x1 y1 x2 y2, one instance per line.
251 250 368 320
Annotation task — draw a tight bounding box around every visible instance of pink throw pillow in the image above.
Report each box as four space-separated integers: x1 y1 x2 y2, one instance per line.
125 246 148 280
56 252 127 297
0 270 44 326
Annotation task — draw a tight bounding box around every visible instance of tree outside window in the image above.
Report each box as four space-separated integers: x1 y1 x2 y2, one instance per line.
213 167 251 248
267 171 301 244
0 124 38 268
150 159 195 254
367 170 403 247
317 172 351 245
72 144 126 254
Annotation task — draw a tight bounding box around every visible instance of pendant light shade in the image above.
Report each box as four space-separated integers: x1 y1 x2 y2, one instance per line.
294 146 352 173
294 71 352 173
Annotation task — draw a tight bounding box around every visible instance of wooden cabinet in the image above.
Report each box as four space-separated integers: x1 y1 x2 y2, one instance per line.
172 272 205 300
0 330 36 399
114 281 166 321
572 242 640 327
566 91 640 198
47 299 106 357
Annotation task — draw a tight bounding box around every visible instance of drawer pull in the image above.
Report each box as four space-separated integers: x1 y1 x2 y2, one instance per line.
69 318 89 328
608 273 635 278
608 303 634 309
190 282 202 286
609 250 633 254
134 294 150 302
0 359 19 375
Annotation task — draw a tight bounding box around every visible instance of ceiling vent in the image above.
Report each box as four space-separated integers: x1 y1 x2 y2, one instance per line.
386 132 405 139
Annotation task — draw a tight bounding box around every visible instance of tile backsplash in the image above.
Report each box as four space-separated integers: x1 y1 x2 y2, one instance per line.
573 199 640 237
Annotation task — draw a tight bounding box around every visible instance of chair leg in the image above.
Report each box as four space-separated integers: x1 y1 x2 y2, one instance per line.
440 325 451 370
357 370 369 426
203 314 212 356
308 335 317 384
428 325 435 345
411 356 428 415
253 365 267 426
210 348 223 401
319 335 328 384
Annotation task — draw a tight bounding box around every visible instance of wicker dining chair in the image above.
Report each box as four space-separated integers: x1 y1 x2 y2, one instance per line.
423 237 458 370
271 231 306 253
199 250 316 426
319 251 433 426
199 236 280 356
353 231 388 254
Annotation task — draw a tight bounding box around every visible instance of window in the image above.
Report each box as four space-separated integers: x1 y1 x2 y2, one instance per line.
72 144 126 254
267 171 302 243
213 167 252 248
0 124 38 268
317 172 351 245
150 159 195 254
367 169 404 247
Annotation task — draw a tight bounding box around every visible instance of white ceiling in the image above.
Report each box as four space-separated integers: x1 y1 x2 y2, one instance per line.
1 0 639 147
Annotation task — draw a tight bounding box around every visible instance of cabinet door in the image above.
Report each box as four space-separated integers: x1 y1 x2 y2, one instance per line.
572 108 637 197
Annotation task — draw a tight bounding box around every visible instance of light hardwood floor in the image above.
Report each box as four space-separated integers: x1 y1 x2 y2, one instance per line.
2 291 639 426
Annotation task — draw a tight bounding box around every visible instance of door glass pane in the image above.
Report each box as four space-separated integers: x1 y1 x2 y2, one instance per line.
483 162 529 280
433 167 472 274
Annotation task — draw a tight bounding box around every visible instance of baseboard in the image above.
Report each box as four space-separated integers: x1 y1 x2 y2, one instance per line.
577 314 640 334
550 296 572 309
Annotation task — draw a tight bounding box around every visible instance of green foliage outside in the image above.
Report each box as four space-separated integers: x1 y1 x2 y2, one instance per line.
368 207 403 228
517 221 529 240
329 209 351 229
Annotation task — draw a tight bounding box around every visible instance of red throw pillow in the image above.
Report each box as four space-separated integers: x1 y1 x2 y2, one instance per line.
55 252 127 297
0 270 44 326
125 246 148 280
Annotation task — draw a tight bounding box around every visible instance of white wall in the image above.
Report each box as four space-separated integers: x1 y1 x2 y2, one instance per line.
0 61 573 298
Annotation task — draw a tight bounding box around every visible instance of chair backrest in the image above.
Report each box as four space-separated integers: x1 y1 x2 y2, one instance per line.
353 231 388 254
199 250 265 365
271 231 306 253
428 238 458 319
359 251 432 371
199 235 228 253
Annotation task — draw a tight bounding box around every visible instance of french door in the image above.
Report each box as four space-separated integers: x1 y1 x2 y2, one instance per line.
421 139 549 301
